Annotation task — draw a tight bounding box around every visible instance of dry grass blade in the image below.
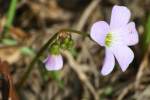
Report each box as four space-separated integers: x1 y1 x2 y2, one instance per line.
62 51 99 100
74 0 101 30
117 84 134 100
135 47 150 89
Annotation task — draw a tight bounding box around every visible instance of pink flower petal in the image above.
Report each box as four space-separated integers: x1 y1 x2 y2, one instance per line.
43 54 63 71
123 22 139 46
90 21 110 46
101 48 115 75
111 45 134 72
110 5 131 30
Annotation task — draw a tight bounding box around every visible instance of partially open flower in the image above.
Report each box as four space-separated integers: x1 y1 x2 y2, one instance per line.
43 54 63 71
90 5 139 75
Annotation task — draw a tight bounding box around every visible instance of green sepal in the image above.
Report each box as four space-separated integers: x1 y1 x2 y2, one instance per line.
49 43 60 55
60 38 74 50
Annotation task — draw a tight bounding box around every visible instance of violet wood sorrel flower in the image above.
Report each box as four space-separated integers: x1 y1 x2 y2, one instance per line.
43 54 63 71
43 43 63 71
90 5 139 75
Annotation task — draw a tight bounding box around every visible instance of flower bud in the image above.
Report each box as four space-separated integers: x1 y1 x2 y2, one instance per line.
49 44 60 55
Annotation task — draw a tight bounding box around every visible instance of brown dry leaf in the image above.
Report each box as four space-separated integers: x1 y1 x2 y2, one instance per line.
0 16 30 42
0 46 21 64
0 60 19 100
10 26 30 42
28 0 71 21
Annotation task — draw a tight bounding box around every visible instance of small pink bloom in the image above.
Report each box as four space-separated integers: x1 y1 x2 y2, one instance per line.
43 54 63 71
90 5 139 75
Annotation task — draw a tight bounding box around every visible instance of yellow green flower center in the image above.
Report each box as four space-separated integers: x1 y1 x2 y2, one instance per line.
105 33 112 47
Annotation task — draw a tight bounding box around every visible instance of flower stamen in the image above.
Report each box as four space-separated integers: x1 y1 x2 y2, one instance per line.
105 33 112 47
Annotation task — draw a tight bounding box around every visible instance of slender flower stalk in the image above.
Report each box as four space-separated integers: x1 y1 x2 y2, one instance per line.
18 29 89 88
42 29 89 71
18 33 58 87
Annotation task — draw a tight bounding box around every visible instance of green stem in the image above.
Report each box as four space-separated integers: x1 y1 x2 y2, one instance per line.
18 33 58 87
18 29 89 88
142 15 150 53
3 0 18 35
61 29 87 34
61 29 90 38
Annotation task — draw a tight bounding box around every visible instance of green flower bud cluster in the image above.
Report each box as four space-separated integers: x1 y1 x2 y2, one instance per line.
61 38 74 50
49 34 74 54
49 43 60 55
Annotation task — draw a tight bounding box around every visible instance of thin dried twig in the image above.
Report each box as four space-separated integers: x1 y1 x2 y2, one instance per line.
74 0 101 30
62 51 99 100
135 47 150 89
117 84 134 100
